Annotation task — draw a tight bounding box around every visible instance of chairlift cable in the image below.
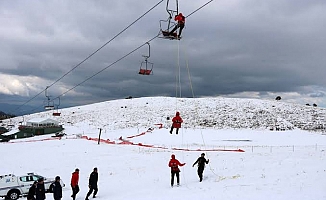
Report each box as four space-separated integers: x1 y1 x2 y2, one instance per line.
9 0 164 114
185 0 213 18
17 0 214 114
55 36 159 99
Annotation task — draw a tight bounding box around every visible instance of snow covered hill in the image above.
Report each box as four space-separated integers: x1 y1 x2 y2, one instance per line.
1 97 326 200
2 97 326 132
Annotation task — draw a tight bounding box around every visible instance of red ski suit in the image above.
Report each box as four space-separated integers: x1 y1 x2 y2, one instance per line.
174 13 185 24
71 171 79 187
168 154 185 172
172 112 183 128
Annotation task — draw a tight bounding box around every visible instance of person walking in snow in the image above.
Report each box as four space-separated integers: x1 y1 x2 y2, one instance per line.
52 176 62 200
71 168 80 200
170 112 183 135
168 154 186 187
85 167 98 200
35 178 46 200
192 153 209 182
27 181 37 200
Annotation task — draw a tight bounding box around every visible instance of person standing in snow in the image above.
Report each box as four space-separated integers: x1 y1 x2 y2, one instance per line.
85 167 98 200
192 153 209 182
168 154 186 187
170 112 183 134
27 181 37 200
52 176 62 200
35 178 45 200
71 168 80 200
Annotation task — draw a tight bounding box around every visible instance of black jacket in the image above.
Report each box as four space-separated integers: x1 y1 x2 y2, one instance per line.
27 184 36 200
89 172 98 187
35 183 45 200
193 157 209 168
52 181 62 199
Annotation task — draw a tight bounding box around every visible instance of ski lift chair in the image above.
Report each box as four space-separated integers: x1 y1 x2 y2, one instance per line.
139 61 154 75
44 102 55 110
159 0 180 40
138 42 154 75
159 20 180 40
44 86 55 110
52 97 61 116
52 112 61 116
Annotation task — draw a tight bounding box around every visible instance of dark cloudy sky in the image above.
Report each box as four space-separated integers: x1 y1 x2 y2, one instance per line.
0 0 325 115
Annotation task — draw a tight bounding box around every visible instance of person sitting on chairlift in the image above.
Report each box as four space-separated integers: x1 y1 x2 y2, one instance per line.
169 13 185 38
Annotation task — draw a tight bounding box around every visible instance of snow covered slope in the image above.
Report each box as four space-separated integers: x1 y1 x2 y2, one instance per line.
1 97 326 200
3 97 326 132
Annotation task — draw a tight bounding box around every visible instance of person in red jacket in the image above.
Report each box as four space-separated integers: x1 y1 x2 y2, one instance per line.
170 111 183 134
71 168 80 200
169 13 185 38
168 154 186 187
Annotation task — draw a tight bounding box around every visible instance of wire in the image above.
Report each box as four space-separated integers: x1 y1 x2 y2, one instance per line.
181 0 219 177
183 37 219 177
186 0 214 18
15 0 214 114
10 0 164 114
55 36 159 99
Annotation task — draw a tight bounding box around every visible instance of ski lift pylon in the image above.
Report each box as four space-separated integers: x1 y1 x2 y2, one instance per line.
138 42 154 75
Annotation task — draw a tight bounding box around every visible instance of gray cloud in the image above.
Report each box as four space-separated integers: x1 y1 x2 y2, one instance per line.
1 0 326 114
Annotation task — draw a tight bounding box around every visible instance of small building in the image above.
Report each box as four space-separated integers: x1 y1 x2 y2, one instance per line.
25 118 60 127
15 118 64 139
1 129 22 141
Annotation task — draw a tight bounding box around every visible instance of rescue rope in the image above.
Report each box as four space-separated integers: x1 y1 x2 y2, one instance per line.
174 36 182 111
182 39 220 178
175 36 185 186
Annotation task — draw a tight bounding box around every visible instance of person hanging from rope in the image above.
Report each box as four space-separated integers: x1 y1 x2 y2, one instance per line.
169 13 185 38
168 154 186 187
170 111 183 134
192 153 209 182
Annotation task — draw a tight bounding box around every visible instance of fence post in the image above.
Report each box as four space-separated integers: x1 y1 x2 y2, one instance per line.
98 128 102 145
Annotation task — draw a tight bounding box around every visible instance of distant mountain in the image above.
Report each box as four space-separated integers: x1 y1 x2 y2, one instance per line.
0 110 15 120
0 103 42 116
2 97 326 132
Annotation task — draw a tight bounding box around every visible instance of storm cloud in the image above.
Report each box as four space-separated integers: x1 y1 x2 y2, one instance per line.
0 0 325 115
